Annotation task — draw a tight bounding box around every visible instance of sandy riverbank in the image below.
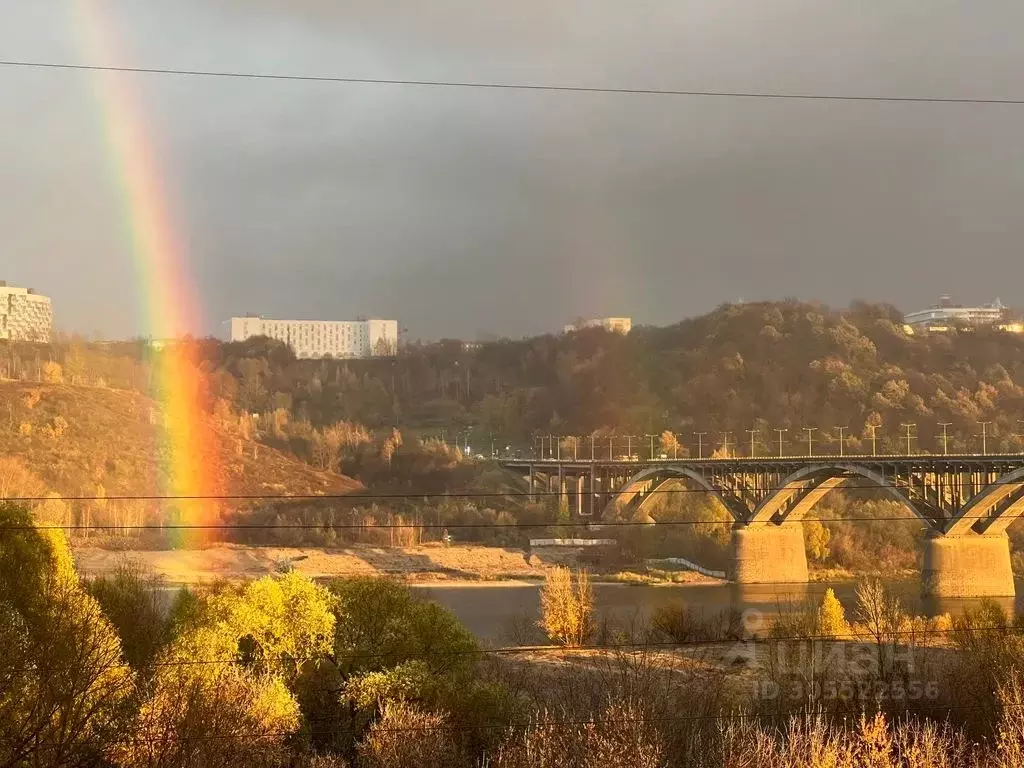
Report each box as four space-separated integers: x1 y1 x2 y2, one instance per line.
71 542 721 586
72 542 559 586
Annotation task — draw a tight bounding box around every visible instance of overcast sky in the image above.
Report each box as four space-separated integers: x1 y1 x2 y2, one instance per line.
3 1 1024 340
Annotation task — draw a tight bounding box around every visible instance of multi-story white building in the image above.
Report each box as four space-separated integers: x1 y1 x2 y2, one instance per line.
564 317 633 335
0 282 52 342
904 296 1008 332
230 316 398 359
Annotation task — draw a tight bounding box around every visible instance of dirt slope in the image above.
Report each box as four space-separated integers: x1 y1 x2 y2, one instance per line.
0 381 361 499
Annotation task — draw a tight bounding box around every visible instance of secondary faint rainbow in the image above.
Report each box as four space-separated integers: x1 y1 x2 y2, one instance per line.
74 1 221 534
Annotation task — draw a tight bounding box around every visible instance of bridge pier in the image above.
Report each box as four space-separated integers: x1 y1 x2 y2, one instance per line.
922 531 1015 598
730 523 809 585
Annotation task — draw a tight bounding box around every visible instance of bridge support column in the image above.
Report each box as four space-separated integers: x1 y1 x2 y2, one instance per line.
730 523 808 584
922 532 1015 598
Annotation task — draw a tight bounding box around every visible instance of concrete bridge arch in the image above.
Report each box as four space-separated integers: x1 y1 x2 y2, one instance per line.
748 462 933 527
603 465 749 521
945 467 1024 535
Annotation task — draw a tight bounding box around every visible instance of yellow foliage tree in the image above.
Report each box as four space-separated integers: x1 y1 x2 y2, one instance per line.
0 503 133 767
816 588 850 637
116 663 300 768
658 430 681 458
539 567 594 647
805 520 831 563
174 572 336 678
42 361 64 384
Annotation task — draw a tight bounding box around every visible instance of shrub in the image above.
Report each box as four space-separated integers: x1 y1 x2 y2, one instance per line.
539 567 594 647
650 603 742 643
490 700 665 768
815 588 850 637
86 560 170 671
356 701 469 768
116 664 300 768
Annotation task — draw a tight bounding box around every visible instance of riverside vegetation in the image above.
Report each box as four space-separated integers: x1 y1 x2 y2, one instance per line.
4 298 1024 578
10 501 1024 767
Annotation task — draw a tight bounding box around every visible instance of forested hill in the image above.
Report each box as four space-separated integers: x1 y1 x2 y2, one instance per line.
209 300 1024 455
5 299 1024 456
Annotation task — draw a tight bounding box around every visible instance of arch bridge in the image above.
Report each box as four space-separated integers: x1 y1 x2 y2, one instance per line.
501 455 1024 598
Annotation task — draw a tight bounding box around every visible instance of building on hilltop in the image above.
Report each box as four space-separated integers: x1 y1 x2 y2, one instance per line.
903 296 1019 333
564 317 632 335
230 315 398 359
0 282 52 342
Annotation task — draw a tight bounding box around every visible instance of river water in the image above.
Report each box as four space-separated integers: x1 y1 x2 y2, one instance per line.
412 581 1022 644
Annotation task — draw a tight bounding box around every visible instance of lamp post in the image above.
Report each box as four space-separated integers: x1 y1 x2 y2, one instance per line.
978 421 993 456
775 428 788 458
647 434 657 461
746 429 758 458
836 426 848 458
626 435 632 460
867 424 880 457
937 423 952 456
802 427 817 457
694 432 707 460
900 423 916 455
723 432 734 459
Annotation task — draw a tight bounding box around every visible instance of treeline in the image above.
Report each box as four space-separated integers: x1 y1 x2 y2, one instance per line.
9 299 1024 456
11 499 1024 767
206 299 1024 454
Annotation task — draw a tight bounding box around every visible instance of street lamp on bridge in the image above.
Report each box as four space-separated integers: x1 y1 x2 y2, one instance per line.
775 428 788 458
900 423 917 455
722 432 735 458
867 424 880 457
746 429 758 458
836 426 848 458
937 423 953 456
694 432 707 460
978 421 993 456
802 427 817 457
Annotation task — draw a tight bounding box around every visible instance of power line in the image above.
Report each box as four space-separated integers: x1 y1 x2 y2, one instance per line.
19 623 1016 675
102 699 1024 744
3 476 1023 503
3 59 1024 105
0 515 968 531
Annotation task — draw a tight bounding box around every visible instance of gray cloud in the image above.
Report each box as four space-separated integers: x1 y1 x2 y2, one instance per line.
2 0 1024 339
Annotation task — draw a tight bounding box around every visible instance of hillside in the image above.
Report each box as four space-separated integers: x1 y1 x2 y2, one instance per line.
199 300 1024 455
0 381 362 501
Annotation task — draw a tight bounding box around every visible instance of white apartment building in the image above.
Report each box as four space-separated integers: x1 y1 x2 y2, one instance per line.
230 316 398 359
0 282 52 342
904 296 1007 331
564 317 633 335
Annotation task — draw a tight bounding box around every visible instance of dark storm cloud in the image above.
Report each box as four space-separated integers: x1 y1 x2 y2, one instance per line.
2 0 1024 339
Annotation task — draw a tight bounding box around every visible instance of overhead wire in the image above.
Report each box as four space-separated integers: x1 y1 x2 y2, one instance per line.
2 474 1024 502
12 624 1023 676
4 59 1024 106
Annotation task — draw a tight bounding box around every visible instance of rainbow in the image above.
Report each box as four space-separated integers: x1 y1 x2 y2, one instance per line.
76 2 221 539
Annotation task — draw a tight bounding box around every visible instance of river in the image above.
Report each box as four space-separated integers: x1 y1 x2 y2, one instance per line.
412 581 1022 643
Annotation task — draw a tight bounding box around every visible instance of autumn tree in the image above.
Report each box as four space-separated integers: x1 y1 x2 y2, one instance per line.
816 588 850 637
0 502 134 767
42 360 63 384
658 430 681 458
539 567 594 647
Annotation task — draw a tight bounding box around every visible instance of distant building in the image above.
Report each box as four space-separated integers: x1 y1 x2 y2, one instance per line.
904 296 1010 332
564 317 632 335
230 316 398 359
0 282 52 342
